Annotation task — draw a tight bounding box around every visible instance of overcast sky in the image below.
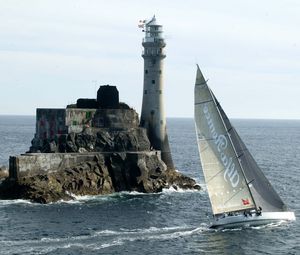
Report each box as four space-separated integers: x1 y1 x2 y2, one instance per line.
0 0 299 119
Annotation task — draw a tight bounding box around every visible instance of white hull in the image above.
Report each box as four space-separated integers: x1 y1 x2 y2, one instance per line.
210 211 296 229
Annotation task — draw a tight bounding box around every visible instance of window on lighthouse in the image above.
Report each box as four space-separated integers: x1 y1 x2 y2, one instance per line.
152 80 155 84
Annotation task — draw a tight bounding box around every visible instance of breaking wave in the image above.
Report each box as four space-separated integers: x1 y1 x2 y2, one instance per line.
0 199 34 206
1 225 208 254
58 188 203 204
162 185 203 194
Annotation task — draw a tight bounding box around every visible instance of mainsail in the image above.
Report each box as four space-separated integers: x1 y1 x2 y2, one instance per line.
194 65 286 215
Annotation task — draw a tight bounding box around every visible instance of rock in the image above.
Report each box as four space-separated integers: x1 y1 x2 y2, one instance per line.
0 152 200 203
135 153 168 193
164 169 201 190
75 133 87 148
29 137 41 152
66 133 78 152
58 134 68 152
95 130 114 151
29 126 150 154
0 155 115 203
66 140 77 152
78 147 87 153
49 140 58 153
113 129 150 152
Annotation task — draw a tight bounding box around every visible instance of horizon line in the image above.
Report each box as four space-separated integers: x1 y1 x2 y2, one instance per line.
0 114 299 121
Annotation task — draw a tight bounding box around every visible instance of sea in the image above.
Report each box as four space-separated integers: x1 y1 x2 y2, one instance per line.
0 116 299 255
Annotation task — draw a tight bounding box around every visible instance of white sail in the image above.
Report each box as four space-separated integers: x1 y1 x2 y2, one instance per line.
194 65 287 216
216 104 286 212
194 66 256 215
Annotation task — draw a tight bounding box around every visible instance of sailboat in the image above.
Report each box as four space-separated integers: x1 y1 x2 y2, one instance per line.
194 65 296 229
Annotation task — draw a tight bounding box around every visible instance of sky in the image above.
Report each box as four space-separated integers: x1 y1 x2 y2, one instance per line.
0 0 299 119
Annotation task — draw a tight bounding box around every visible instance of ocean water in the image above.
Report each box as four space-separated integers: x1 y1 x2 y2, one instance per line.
0 116 299 255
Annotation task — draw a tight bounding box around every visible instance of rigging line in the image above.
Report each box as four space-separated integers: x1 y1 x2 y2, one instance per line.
195 82 206 86
195 99 213 105
247 179 255 185
206 168 224 184
206 167 252 185
198 137 216 141
197 132 231 141
223 185 252 206
195 79 208 86
199 144 211 154
237 153 244 159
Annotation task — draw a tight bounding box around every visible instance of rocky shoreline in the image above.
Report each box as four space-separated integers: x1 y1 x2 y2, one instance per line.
0 153 199 203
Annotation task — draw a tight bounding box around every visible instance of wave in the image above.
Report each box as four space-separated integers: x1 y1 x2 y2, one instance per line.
0 185 204 206
40 225 208 242
58 188 203 204
60 191 156 203
4 222 288 254
0 199 33 206
162 185 203 194
1 225 209 254
94 225 204 236
250 220 288 230
217 220 288 232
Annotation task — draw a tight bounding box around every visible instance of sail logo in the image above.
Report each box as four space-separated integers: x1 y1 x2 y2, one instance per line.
203 104 240 188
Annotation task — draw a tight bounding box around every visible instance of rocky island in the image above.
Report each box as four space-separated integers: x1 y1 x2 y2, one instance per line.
0 85 199 203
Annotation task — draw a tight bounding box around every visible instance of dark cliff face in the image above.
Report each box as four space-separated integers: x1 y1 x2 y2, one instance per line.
30 127 151 154
0 153 199 204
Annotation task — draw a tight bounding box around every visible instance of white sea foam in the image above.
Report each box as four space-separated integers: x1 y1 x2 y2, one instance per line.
217 220 287 232
61 191 154 203
162 185 202 194
69 225 208 251
64 187 203 203
94 225 193 237
1 225 209 254
93 225 208 241
97 240 125 249
0 199 33 206
250 221 286 230
0 185 204 206
40 237 64 242
95 226 207 246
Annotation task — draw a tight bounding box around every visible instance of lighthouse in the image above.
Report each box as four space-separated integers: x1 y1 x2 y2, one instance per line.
140 16 174 169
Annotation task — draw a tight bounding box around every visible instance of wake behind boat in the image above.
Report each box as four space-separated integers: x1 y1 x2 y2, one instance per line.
194 65 296 229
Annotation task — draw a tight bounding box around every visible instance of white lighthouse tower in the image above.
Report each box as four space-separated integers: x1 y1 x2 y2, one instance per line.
140 16 174 169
